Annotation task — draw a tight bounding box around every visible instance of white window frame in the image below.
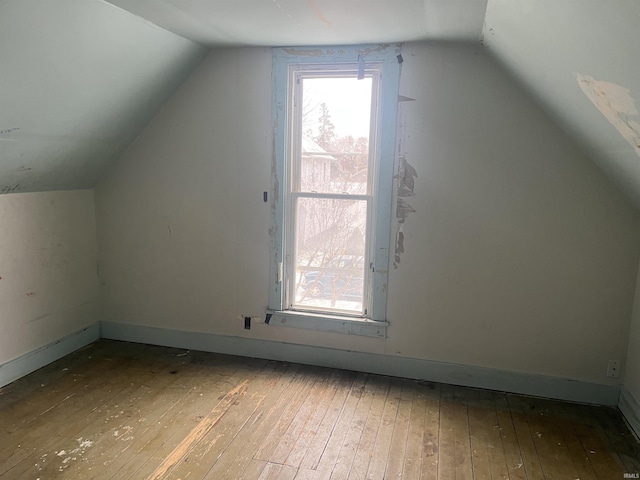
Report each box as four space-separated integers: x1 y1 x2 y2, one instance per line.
268 45 401 337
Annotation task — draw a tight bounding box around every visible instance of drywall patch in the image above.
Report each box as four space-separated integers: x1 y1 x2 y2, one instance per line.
577 74 640 157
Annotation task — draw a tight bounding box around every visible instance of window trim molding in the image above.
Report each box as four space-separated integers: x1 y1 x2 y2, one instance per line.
265 309 389 338
269 44 402 328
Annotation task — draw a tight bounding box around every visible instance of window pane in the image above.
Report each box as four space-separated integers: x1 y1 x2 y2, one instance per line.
299 77 372 195
293 196 367 314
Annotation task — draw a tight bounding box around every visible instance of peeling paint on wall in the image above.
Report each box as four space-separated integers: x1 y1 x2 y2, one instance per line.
283 47 327 57
394 157 418 268
355 44 391 56
393 93 418 269
396 194 416 220
282 44 392 59
271 118 279 213
577 74 640 158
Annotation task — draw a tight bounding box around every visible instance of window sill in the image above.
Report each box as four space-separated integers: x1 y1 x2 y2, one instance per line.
265 310 388 338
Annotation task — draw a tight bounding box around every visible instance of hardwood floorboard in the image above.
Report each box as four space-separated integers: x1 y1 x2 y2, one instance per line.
591 403 640 474
347 375 390 480
601 404 640 467
309 373 368 479
252 366 320 463
401 381 427 479
294 467 318 479
437 383 458 480
492 392 526 479
365 376 402 480
92 380 194 478
1 344 157 477
163 361 288 479
329 373 378 479
418 381 440 480
544 396 598 480
298 370 356 472
451 386 473 479
285 370 344 469
115 356 263 479
505 394 546 480
570 403 629 480
271 368 335 466
0 339 638 479
62 358 201 479
476 388 510 480
466 387 493 480
512 394 595 479
0 342 130 437
384 379 413 479
205 363 304 479
257 461 297 480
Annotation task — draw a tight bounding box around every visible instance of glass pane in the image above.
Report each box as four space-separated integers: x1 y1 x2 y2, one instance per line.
293 197 367 314
299 77 372 195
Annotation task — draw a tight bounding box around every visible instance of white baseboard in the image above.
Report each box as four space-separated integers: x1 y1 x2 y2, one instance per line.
100 321 620 406
619 387 640 439
0 324 100 388
2 321 620 407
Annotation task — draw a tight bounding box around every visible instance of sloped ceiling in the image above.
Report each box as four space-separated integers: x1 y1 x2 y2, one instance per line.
3 0 639 211
0 0 207 194
105 0 488 46
0 0 487 195
483 0 640 208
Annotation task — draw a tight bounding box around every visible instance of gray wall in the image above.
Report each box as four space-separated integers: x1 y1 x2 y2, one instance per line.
0 190 100 365
95 42 640 386
625 266 640 404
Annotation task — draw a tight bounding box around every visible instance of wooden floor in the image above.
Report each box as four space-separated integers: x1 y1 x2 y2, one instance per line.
1 340 639 479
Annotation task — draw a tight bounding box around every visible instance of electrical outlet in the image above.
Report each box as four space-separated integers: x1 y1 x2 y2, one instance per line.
607 360 620 378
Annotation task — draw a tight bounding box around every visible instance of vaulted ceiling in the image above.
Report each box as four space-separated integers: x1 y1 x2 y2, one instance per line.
105 0 488 45
0 0 207 193
1 0 639 210
483 0 640 208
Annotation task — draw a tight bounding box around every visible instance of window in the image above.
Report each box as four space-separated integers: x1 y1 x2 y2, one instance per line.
291 68 377 316
269 46 401 335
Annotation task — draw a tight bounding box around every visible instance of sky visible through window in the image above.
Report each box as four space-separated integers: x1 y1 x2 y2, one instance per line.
302 77 372 139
